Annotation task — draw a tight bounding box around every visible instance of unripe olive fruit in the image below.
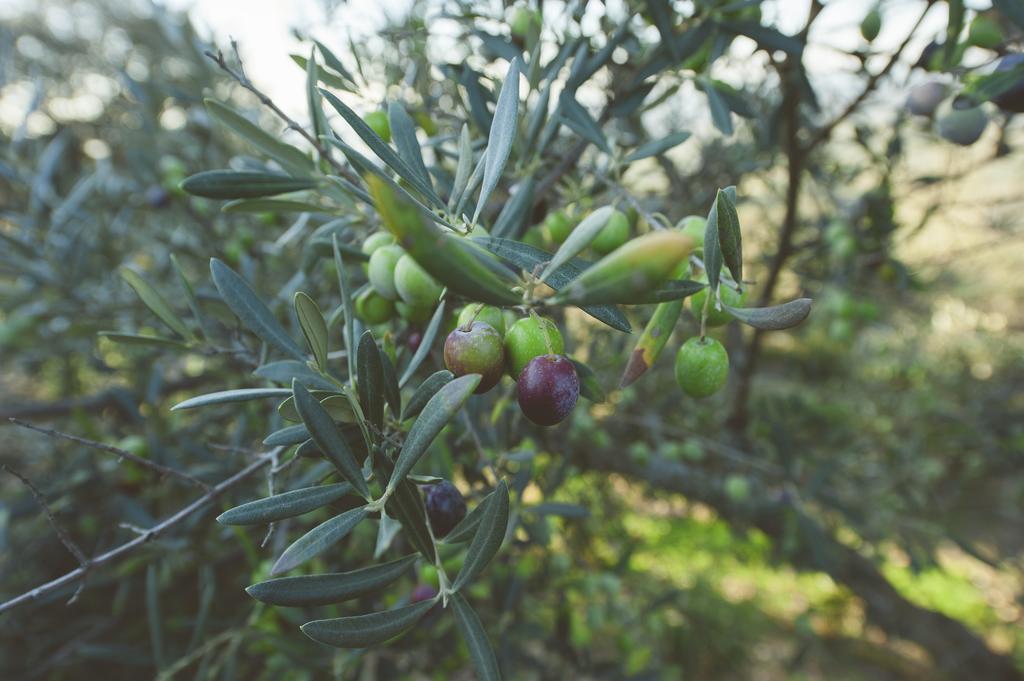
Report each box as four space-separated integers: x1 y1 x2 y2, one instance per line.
396 301 433 324
522 226 546 249
424 480 467 537
362 232 396 258
724 474 751 502
394 254 442 308
544 210 574 244
516 354 580 426
674 336 729 398
355 288 395 325
967 14 1003 50
906 82 947 117
936 100 988 146
504 316 564 378
677 215 706 249
860 8 881 42
690 279 745 327
367 244 404 300
992 54 1024 114
591 209 630 255
457 304 506 336
444 321 505 393
363 110 391 142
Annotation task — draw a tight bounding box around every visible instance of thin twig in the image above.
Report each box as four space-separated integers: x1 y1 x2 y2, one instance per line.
9 418 210 492
0 447 283 615
204 44 360 185
2 464 90 603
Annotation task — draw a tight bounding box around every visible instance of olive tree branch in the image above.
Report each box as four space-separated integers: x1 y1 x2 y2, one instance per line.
9 418 211 492
2 464 90 604
204 43 361 185
0 447 283 615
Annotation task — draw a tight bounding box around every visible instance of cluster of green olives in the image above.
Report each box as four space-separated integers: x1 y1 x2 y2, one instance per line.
445 308 579 427
521 204 632 255
357 233 443 326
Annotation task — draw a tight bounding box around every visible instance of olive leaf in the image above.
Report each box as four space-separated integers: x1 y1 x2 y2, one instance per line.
356 331 385 435
217 483 354 526
210 258 306 360
171 388 292 411
539 206 614 281
452 480 509 591
292 380 370 499
301 599 436 648
402 370 454 420
119 267 192 340
473 57 521 223
450 593 502 681
399 301 447 389
204 99 314 176
181 170 316 199
623 131 691 163
270 505 368 576
247 554 417 607
386 374 481 494
294 292 328 371
723 298 813 330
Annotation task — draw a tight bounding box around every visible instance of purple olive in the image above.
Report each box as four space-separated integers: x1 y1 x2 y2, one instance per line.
516 354 579 426
424 480 467 537
410 584 438 603
443 321 504 393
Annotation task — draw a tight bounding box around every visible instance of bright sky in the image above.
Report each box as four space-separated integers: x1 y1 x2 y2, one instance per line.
160 0 957 120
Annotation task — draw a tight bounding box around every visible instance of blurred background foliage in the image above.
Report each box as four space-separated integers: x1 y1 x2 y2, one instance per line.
1 0 1022 679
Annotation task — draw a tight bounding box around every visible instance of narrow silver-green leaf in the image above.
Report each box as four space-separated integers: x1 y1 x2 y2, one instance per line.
356 330 385 434
723 298 812 330
452 480 509 591
292 380 370 499
119 267 192 340
295 292 328 371
205 99 313 176
539 206 614 281
181 170 316 199
388 101 432 194
386 479 437 562
449 593 502 681
222 198 324 213
170 253 209 339
254 359 337 392
217 483 353 525
301 599 435 648
473 57 520 223
386 374 481 494
247 554 417 606
399 301 446 388
263 423 310 446
210 258 305 360
171 388 291 411
332 234 357 385
320 89 443 208
623 131 692 163
442 490 493 544
715 189 743 287
98 332 187 349
380 351 401 419
449 124 474 213
270 505 368 576
401 370 453 421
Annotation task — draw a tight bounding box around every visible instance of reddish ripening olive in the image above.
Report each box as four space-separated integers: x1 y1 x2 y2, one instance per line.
424 480 467 537
407 330 424 353
363 110 391 142
444 321 504 393
410 584 439 603
674 336 729 398
516 354 579 426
